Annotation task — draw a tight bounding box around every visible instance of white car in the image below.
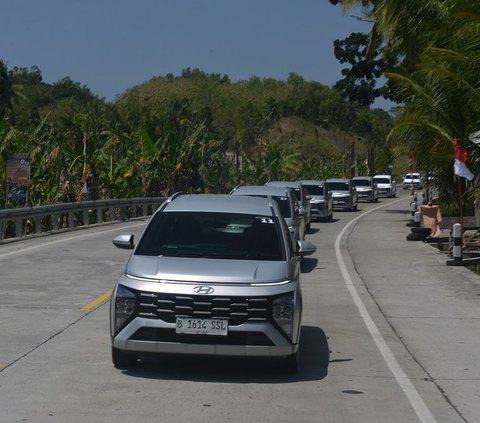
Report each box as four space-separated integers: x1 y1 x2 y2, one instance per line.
403 173 423 190
373 174 396 198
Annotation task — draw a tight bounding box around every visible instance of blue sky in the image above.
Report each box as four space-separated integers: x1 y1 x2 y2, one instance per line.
1 1 388 106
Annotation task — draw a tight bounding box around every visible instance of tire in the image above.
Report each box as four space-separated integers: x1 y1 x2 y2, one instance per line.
406 232 428 241
283 351 299 373
112 347 138 369
411 227 431 235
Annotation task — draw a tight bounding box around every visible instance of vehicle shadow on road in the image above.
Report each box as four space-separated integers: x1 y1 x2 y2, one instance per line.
301 257 318 273
122 325 329 383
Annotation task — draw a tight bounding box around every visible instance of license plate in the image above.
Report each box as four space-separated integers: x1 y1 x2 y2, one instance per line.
175 317 228 336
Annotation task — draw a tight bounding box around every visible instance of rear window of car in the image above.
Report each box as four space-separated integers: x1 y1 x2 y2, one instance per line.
135 211 285 261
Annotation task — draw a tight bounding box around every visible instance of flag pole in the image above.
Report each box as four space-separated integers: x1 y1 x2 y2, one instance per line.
457 175 464 233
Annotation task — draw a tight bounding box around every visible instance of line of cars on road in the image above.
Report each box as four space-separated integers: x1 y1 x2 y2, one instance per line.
109 175 397 372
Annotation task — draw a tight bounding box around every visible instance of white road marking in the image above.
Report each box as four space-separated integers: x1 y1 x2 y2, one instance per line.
0 222 146 259
335 199 438 423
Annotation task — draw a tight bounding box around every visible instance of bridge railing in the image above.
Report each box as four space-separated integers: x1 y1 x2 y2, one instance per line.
0 197 166 243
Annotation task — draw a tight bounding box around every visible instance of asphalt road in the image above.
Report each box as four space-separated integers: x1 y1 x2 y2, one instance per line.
0 190 479 423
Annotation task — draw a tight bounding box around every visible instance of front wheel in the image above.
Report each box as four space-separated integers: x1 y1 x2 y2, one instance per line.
283 351 299 373
112 347 138 369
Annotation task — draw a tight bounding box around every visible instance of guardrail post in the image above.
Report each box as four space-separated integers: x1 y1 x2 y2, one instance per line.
83 210 89 227
68 211 75 229
15 219 22 237
52 213 59 231
96 208 102 224
109 207 115 222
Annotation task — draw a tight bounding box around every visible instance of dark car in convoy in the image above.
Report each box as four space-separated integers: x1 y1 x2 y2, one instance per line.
326 178 359 211
298 180 334 221
230 184 306 241
265 181 312 230
352 176 379 203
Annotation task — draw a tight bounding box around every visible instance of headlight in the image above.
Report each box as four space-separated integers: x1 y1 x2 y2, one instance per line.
272 292 294 340
113 284 137 334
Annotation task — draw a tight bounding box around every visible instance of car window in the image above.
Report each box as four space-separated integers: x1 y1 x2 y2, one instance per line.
374 177 390 184
135 211 285 261
328 182 350 190
304 185 324 196
352 179 372 187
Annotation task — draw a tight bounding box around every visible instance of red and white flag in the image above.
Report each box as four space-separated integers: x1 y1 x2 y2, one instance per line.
454 137 474 181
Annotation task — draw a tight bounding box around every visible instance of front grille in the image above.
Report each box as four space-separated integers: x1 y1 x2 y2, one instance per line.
137 292 271 326
130 327 274 346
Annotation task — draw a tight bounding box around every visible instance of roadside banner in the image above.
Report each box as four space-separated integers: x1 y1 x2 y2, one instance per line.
5 152 31 207
6 152 31 186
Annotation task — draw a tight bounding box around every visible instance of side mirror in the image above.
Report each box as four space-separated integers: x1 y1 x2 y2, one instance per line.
296 240 316 257
113 234 135 250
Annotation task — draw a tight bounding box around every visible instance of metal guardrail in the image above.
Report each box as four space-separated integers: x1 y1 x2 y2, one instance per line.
0 197 166 243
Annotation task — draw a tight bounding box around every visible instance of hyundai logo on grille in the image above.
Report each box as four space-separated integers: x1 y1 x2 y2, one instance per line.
193 286 214 295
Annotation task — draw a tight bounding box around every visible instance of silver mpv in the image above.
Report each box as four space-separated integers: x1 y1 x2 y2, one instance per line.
110 194 316 372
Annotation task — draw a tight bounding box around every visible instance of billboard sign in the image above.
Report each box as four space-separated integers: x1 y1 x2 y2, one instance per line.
6 152 31 186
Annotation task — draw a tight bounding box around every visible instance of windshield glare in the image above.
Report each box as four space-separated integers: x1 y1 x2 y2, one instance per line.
135 211 285 261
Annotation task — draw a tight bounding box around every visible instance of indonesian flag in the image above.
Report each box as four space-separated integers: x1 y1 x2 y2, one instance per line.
454 137 474 181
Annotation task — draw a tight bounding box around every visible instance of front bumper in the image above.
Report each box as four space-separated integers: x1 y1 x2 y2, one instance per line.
111 278 301 358
112 318 297 357
332 195 352 209
310 201 327 218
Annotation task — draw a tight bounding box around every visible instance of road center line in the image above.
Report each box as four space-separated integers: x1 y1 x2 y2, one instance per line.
335 198 438 423
81 289 113 312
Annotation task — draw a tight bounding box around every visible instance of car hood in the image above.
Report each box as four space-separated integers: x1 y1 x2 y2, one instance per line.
375 183 391 188
126 255 291 284
331 191 350 197
355 187 372 192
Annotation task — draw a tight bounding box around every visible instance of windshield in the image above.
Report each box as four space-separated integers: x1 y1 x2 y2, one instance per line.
328 182 349 191
352 179 372 187
374 178 390 184
135 212 284 261
304 185 324 196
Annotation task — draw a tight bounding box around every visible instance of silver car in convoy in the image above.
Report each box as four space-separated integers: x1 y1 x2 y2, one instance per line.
110 193 316 372
373 174 396 198
265 181 312 230
298 180 334 221
352 176 379 203
326 178 359 211
230 184 306 240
